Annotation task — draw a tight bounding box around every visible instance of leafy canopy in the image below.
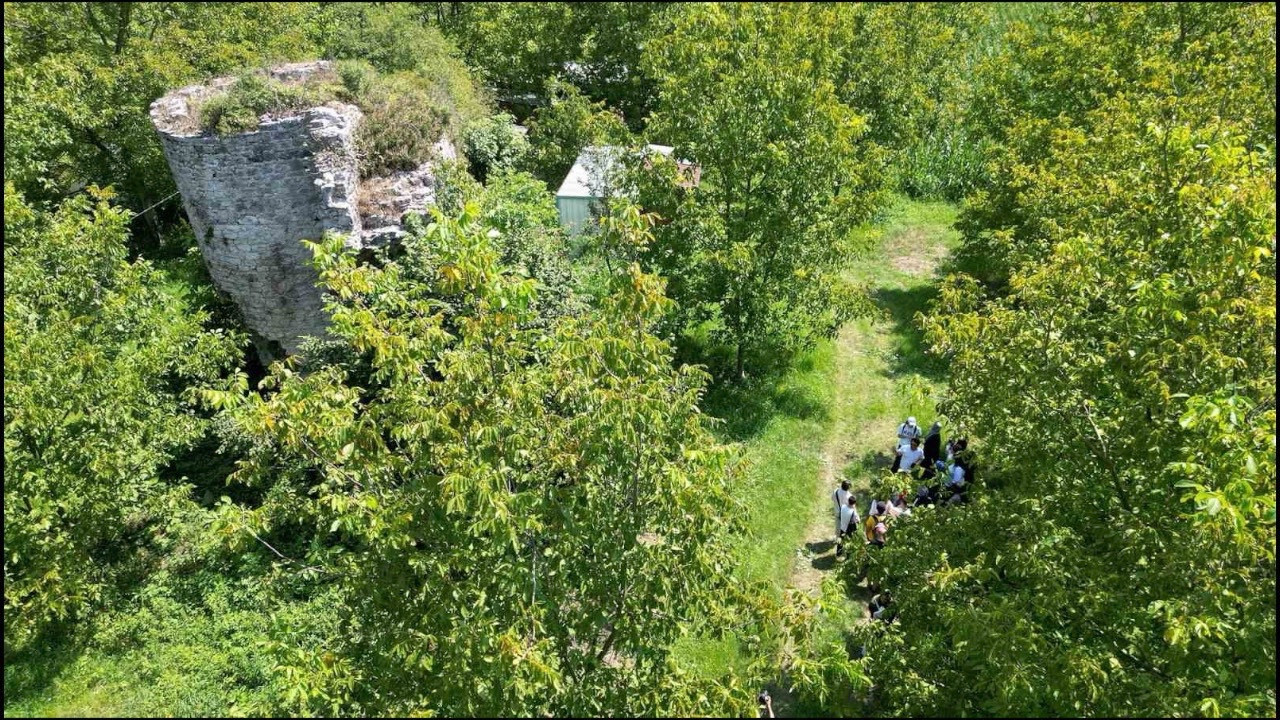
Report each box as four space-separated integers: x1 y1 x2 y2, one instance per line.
202 202 754 716
639 2 888 376
3 183 241 649
848 4 1277 716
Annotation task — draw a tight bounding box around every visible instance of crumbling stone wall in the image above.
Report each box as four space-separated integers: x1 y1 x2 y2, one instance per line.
151 61 451 359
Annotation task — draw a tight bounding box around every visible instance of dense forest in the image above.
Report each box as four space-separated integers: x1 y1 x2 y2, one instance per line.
4 3 1275 717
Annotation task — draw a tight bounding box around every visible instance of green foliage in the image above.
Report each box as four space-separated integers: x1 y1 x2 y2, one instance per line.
409 165 582 325
7 5 1276 716
767 581 873 717
320 4 489 126
317 3 451 75
853 5 1278 715
193 52 484 181
4 485 346 717
429 159 485 218
3 184 243 650
335 60 456 179
957 1 1277 287
197 71 339 135
319 5 491 180
462 113 531 182
472 170 583 322
825 3 999 201
436 2 679 125
640 3 888 377
521 78 632 187
198 202 750 715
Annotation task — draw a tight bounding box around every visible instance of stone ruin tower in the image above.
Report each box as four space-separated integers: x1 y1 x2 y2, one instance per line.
150 61 452 358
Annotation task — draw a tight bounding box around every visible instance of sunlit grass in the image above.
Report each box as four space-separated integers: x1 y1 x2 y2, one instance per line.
674 197 960 687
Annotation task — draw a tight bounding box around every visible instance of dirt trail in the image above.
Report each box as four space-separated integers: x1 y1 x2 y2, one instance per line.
786 323 883 623
764 201 957 717
788 325 859 598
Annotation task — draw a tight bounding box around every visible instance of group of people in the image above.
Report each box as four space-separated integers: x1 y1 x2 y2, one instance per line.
831 417 975 557
831 482 910 557
892 416 974 508
763 419 974 715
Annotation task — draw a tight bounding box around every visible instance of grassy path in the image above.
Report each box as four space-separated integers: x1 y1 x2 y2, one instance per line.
676 198 960 682
788 199 959 599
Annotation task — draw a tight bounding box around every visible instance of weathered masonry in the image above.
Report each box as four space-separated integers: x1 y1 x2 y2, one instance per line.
150 61 452 358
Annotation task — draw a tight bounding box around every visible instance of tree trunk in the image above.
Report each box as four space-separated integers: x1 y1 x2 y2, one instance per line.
736 340 745 379
113 3 133 55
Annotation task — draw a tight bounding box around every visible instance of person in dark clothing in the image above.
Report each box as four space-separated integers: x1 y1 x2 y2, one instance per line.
913 485 932 507
758 690 775 718
923 421 942 467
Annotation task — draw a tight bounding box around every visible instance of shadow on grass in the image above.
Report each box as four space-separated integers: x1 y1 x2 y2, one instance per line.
810 553 840 572
3 624 84 709
851 448 895 477
701 373 829 442
872 283 947 381
806 539 835 555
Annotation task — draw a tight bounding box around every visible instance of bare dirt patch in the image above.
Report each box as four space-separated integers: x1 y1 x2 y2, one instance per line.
889 232 948 276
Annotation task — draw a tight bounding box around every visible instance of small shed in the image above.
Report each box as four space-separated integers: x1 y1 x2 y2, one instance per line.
555 144 679 235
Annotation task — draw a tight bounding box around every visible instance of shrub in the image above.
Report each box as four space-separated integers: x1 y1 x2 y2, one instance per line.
342 68 451 178
894 129 990 201
521 78 630 187
3 184 242 649
197 72 337 135
195 32 490 176
332 58 493 179
318 4 488 125
462 113 530 183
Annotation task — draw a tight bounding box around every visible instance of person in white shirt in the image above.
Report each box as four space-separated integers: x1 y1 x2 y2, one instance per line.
896 417 921 451
897 437 925 474
891 417 921 471
833 480 853 534
836 496 860 556
869 591 893 621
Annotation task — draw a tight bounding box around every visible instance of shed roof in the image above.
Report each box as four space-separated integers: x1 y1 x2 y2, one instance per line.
555 144 675 199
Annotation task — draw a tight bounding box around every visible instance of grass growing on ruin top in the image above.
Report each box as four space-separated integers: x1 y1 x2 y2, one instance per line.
195 60 485 179
196 70 340 135
335 60 454 179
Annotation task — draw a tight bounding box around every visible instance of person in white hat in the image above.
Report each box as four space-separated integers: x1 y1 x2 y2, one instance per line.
891 416 921 471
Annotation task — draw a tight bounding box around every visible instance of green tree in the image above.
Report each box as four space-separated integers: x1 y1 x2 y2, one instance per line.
202 202 754 715
640 3 888 377
434 2 678 125
957 2 1277 287
473 170 582 323
825 3 1005 200
462 113 531 183
850 7 1276 712
418 163 583 324
521 78 632 188
3 184 242 650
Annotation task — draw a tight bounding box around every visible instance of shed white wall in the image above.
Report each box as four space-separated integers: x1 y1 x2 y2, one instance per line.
556 196 595 235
